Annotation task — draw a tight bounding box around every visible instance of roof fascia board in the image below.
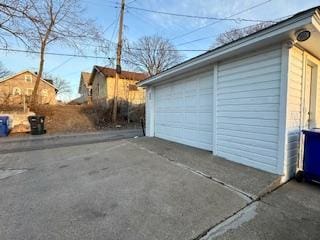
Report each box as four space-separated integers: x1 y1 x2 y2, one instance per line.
150 65 213 87
0 69 30 82
138 10 314 87
0 70 58 90
312 9 320 31
30 71 58 90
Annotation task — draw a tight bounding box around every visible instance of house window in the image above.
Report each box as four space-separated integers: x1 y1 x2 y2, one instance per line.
25 74 32 83
128 84 138 91
12 87 21 96
41 89 48 97
26 88 33 96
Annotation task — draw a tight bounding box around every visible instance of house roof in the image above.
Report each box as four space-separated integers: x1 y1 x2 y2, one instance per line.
138 6 320 87
88 66 147 85
0 70 58 90
81 72 91 85
44 78 54 85
78 72 91 93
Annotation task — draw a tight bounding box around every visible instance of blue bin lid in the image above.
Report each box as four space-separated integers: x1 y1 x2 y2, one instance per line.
0 116 9 121
302 128 320 135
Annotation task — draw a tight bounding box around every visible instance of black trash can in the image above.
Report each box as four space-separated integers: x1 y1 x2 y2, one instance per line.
28 116 46 135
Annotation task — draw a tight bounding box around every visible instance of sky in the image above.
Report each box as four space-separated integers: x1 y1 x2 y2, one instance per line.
1 0 320 101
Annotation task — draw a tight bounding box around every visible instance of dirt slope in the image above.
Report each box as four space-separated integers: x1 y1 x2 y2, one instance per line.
33 105 95 134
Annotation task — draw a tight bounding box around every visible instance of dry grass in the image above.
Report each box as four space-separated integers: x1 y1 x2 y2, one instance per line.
0 104 24 112
32 104 142 134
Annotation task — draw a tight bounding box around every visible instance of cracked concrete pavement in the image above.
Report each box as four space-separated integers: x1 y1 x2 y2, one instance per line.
202 181 320 240
0 136 319 239
0 138 250 240
130 137 280 198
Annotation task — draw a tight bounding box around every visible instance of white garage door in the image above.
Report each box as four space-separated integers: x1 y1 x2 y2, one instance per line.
154 71 213 150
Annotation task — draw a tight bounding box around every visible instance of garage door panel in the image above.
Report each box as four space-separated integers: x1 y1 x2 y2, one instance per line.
199 114 213 128
155 70 213 151
198 92 212 107
184 113 198 123
183 129 200 139
199 125 212 132
185 96 198 107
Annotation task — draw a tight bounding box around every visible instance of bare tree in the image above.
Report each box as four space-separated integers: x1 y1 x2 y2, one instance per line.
124 35 184 76
43 73 70 95
21 0 102 107
0 62 11 78
52 77 70 95
213 22 274 48
0 0 32 47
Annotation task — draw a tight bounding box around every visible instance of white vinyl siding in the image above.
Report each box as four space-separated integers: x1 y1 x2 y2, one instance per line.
148 44 319 175
154 70 213 150
216 45 282 173
285 47 320 177
285 46 304 176
145 87 155 137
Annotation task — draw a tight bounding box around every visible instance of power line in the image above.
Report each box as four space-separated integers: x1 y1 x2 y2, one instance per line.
176 36 218 47
170 0 273 41
74 41 209 52
126 10 200 49
176 22 267 47
110 11 120 45
82 0 119 7
76 39 210 53
175 13 292 47
126 5 275 23
127 0 138 5
83 0 273 46
127 10 170 38
103 17 118 34
0 48 114 59
124 47 207 52
64 70 85 77
47 57 74 74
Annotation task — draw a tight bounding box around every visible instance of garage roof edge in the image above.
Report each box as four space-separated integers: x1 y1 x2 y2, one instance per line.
138 6 319 87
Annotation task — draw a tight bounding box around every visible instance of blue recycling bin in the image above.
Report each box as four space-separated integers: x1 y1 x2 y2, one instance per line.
0 116 9 137
299 129 320 183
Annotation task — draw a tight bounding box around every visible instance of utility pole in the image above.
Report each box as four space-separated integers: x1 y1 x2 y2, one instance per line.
112 0 125 123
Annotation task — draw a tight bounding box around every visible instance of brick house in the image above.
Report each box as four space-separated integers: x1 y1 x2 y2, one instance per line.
0 70 58 105
88 66 146 108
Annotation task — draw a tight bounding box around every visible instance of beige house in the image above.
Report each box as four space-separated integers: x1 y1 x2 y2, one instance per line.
77 72 92 104
0 70 58 105
88 66 146 107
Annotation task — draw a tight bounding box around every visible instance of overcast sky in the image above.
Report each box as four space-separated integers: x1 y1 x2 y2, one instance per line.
1 0 320 100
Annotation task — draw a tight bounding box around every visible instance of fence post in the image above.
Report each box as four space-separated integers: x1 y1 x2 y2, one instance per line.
23 95 26 112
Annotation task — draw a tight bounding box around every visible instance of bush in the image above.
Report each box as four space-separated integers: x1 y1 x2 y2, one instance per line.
81 104 112 125
82 101 145 125
0 104 24 112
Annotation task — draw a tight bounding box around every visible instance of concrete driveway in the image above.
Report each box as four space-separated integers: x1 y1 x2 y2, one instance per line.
0 128 143 154
0 136 283 240
203 181 320 240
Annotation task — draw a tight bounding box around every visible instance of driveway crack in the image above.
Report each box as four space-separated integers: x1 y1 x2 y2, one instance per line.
128 141 254 202
194 181 289 240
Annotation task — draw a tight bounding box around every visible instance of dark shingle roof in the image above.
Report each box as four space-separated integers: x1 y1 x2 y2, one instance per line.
95 66 147 81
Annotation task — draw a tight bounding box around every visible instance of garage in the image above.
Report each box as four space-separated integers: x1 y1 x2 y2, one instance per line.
154 71 213 151
140 7 320 177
